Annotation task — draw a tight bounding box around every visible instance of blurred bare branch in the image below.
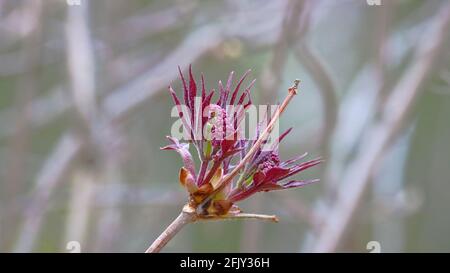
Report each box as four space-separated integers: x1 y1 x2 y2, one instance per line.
306 3 450 252
2 0 449 253
14 133 81 252
0 1 286 141
63 1 98 250
4 0 43 251
294 43 338 154
110 2 196 51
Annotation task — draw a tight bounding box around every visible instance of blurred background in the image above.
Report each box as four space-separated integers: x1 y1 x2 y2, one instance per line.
1 0 450 253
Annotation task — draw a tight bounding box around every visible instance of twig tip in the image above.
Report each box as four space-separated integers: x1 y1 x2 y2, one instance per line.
289 79 300 95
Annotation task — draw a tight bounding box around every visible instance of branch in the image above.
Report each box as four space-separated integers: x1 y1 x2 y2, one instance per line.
145 204 196 253
3 0 43 248
294 43 338 154
198 213 279 223
13 133 81 252
63 1 99 249
145 204 279 253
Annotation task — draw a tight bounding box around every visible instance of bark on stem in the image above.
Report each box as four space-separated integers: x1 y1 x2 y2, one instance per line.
145 208 279 253
198 213 279 223
145 204 196 253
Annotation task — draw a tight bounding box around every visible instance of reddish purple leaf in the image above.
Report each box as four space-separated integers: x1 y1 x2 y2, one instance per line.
230 69 251 105
178 66 190 109
161 136 197 179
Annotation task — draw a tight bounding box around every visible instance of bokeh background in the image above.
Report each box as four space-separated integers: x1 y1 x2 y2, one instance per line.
1 0 450 252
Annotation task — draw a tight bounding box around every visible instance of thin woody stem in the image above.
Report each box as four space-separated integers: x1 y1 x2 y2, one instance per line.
202 80 300 205
145 205 279 252
198 213 279 223
145 205 278 253
145 204 196 253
